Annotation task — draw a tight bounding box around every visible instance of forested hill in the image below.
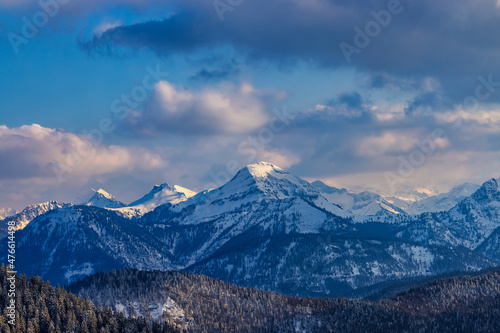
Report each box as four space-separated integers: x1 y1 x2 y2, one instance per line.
69 267 500 333
0 265 181 333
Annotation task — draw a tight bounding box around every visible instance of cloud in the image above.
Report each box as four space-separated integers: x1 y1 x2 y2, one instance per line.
252 148 300 169
80 0 500 103
123 80 274 136
436 109 500 130
357 132 419 157
0 124 174 210
315 149 500 196
190 66 239 81
93 21 122 36
0 124 165 183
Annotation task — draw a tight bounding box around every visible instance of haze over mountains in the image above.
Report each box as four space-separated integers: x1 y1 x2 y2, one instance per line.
3 162 500 299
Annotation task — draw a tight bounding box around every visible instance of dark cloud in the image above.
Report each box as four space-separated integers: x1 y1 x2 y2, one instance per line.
80 0 500 103
334 92 365 110
406 92 454 115
190 66 239 81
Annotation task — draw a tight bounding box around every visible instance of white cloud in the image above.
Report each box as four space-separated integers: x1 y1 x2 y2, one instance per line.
357 132 418 157
372 103 406 122
436 109 500 131
93 21 122 36
0 124 166 209
253 149 300 169
125 81 272 135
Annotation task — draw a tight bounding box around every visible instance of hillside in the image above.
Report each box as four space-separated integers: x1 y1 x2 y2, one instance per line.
0 265 180 333
68 267 500 332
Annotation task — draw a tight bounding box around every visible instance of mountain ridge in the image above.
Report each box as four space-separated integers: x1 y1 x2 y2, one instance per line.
7 162 500 297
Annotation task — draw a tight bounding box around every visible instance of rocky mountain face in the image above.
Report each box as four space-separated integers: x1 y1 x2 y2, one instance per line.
5 163 500 298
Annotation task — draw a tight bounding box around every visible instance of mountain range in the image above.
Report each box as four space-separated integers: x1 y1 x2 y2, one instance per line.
4 162 500 298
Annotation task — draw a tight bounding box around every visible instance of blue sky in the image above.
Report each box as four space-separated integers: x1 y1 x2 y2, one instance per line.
1 0 500 210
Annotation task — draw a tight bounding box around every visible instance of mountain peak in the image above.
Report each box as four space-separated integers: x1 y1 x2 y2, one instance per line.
211 162 347 219
471 178 500 202
150 183 172 193
84 189 125 209
311 180 348 195
244 162 284 178
126 183 196 212
91 188 114 200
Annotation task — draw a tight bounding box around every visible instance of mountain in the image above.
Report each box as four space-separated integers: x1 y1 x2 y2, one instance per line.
404 182 481 214
395 178 500 254
142 162 351 268
82 188 126 209
14 206 174 284
141 163 495 295
114 183 196 218
0 201 72 239
6 163 500 297
68 267 500 333
0 207 16 220
311 180 406 216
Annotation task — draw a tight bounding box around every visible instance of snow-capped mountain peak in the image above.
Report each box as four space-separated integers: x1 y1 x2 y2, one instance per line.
94 188 114 200
221 161 318 201
245 161 285 178
84 188 126 209
171 162 349 227
129 183 196 207
114 183 197 218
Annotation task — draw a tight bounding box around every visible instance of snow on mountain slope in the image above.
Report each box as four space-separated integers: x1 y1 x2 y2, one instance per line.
82 188 126 209
143 162 351 266
130 184 196 207
443 178 500 248
175 162 347 220
0 201 73 235
6 162 500 296
395 179 500 251
0 208 16 220
311 181 406 216
189 233 494 296
404 182 480 215
13 206 174 284
114 183 196 218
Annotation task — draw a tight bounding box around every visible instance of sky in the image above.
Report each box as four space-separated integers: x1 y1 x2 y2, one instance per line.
2 0 500 210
